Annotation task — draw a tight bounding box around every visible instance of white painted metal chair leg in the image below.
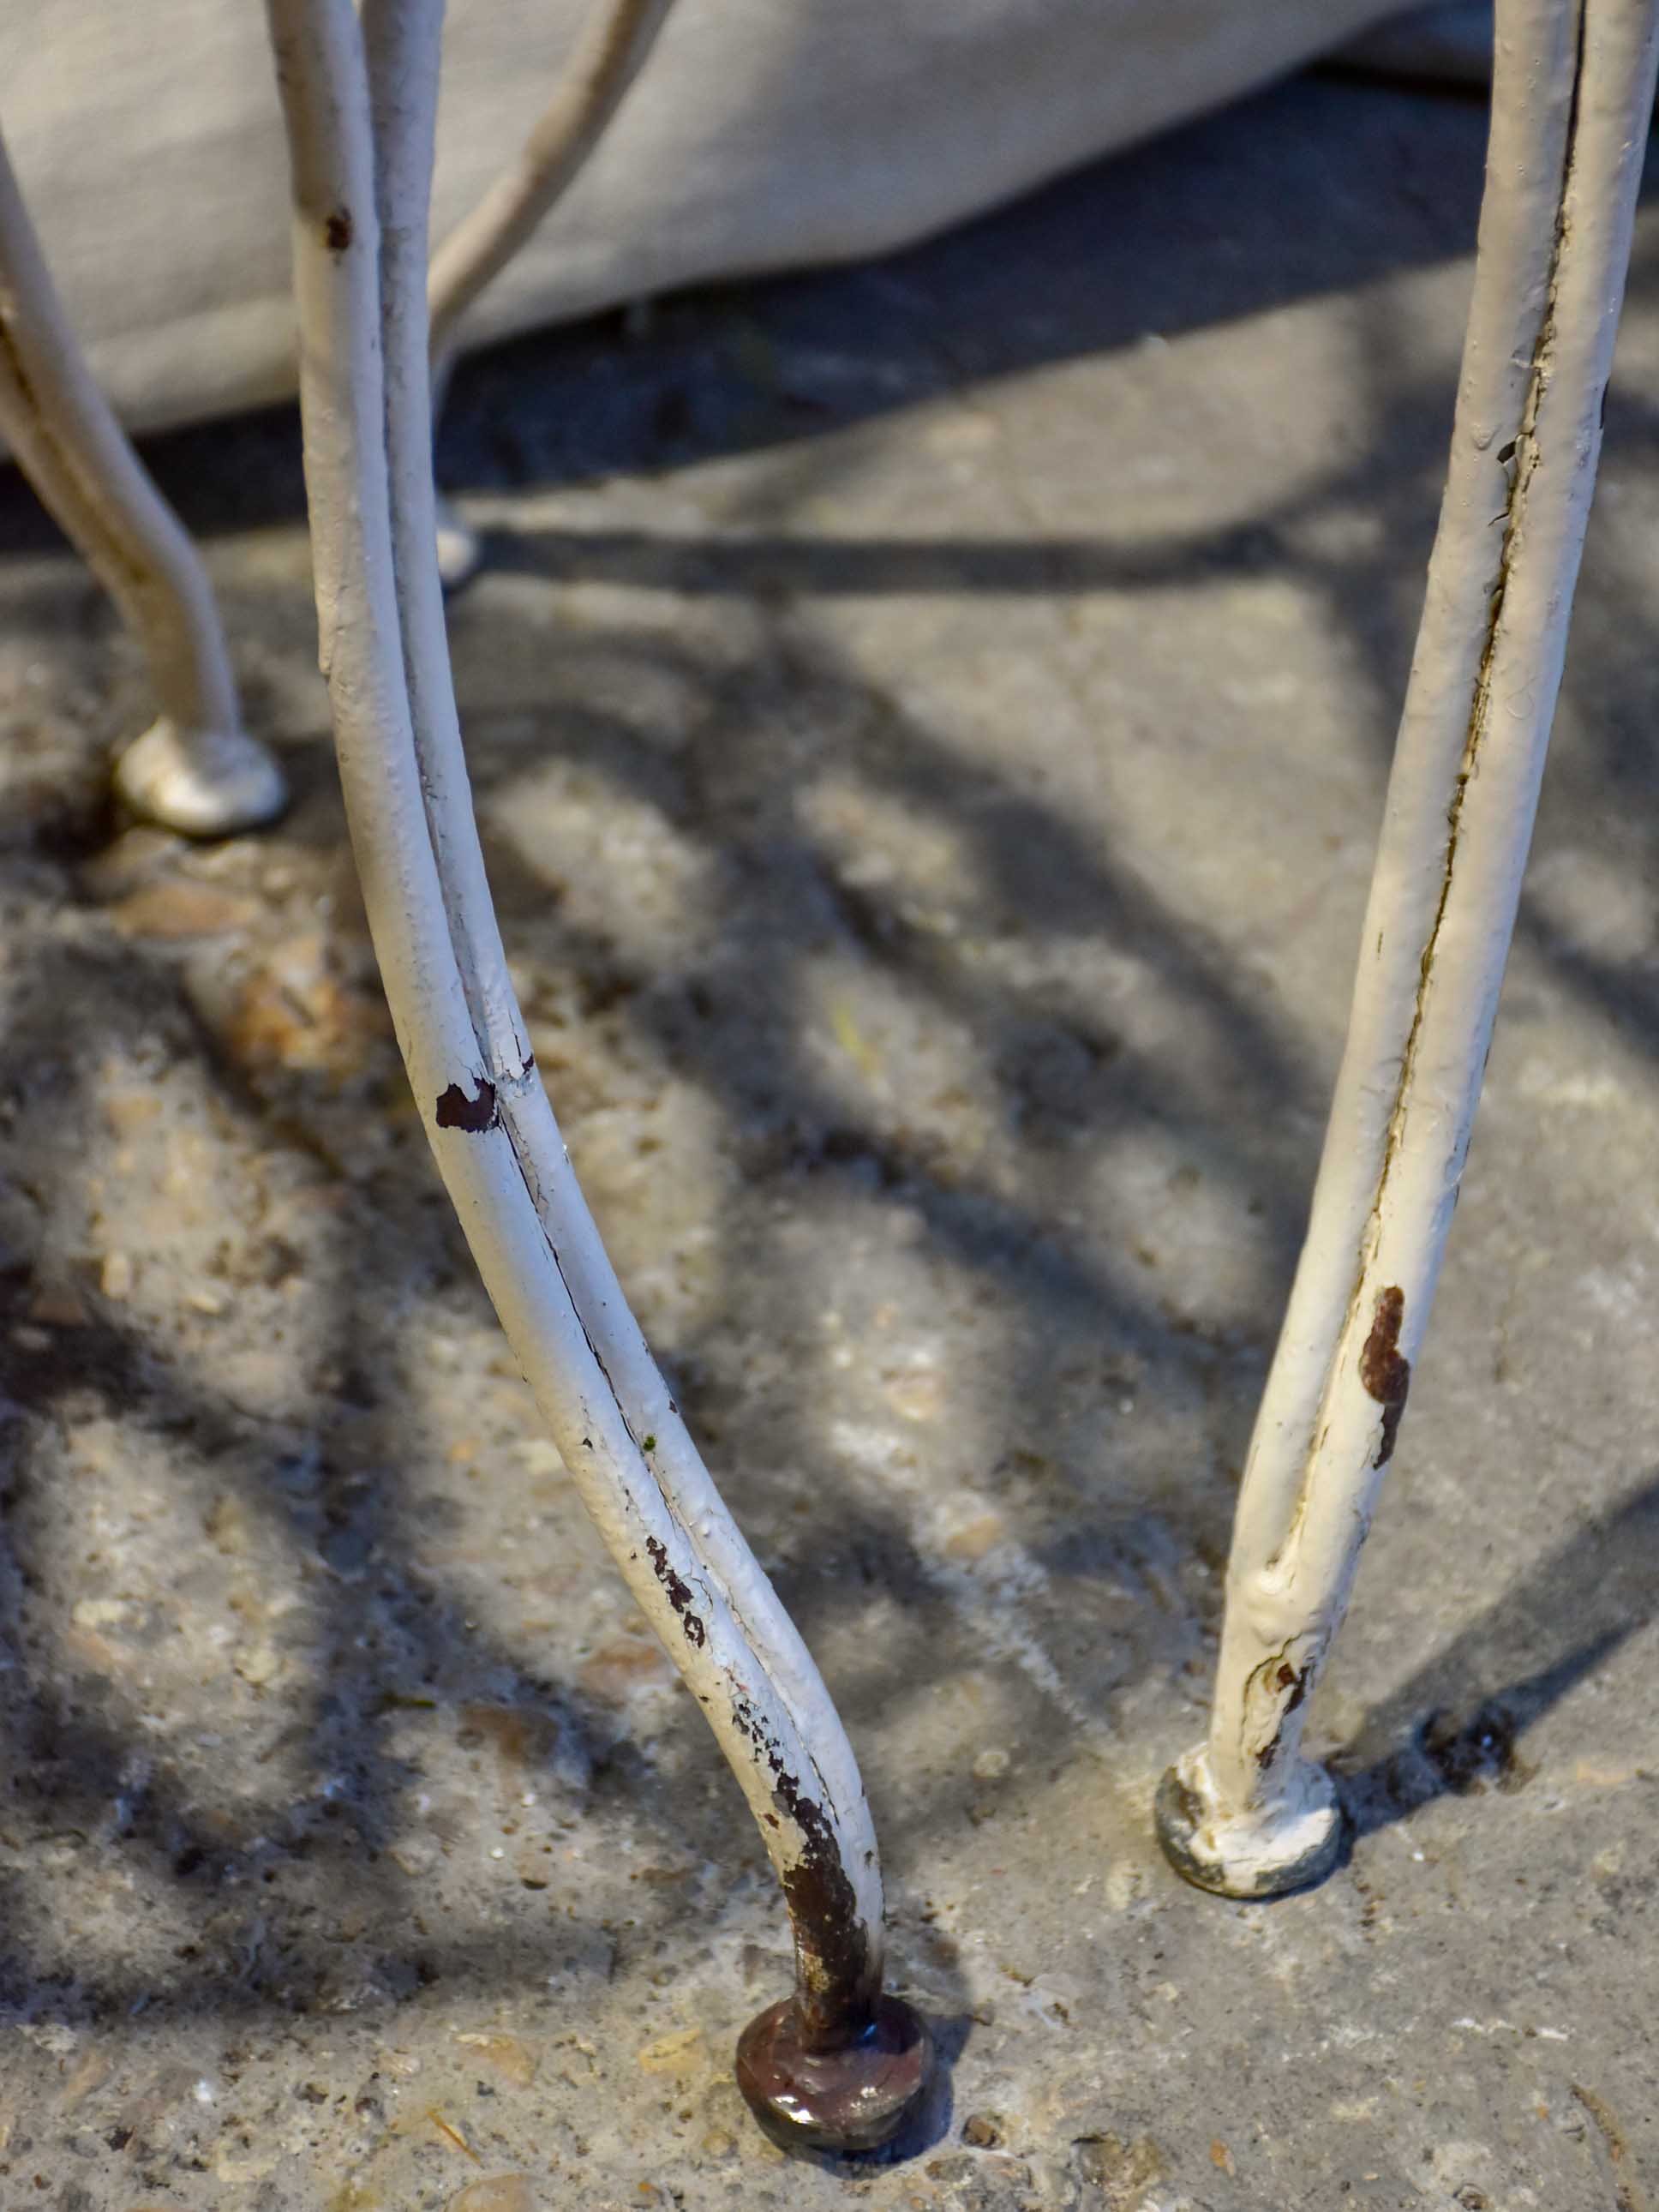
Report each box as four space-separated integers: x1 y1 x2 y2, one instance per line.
1157 0 1659 1900
264 0 930 2150
425 0 674 590
0 125 285 837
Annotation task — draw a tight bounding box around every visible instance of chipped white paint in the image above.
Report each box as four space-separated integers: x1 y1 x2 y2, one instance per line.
1160 0 1659 1897
264 0 887 2041
0 127 285 836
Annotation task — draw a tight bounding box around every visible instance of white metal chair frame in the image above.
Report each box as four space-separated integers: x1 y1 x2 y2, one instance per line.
0 0 1650 2158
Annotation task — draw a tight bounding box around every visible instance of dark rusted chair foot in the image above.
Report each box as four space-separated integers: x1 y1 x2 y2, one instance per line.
735 1993 933 2155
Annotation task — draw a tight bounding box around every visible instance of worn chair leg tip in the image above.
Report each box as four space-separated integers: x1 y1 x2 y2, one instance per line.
734 1993 934 2156
1154 1761 1345 1901
113 717 288 839
434 498 482 593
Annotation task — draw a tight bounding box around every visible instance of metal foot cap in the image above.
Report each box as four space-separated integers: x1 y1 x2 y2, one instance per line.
114 720 287 839
435 500 482 592
735 1994 933 2155
1154 1759 1345 1900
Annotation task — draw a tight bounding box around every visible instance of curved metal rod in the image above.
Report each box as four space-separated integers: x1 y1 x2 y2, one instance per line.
263 0 930 2151
423 0 674 587
0 122 284 836
426 0 674 389
1157 0 1659 1899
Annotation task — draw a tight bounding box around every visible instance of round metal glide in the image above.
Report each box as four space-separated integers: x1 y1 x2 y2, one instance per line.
735 1994 934 2155
1153 1766 1346 1902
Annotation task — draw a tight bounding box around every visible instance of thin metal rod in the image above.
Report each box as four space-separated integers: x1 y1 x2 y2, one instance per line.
1158 0 1659 1898
426 0 674 396
0 122 284 836
264 0 931 2146
423 0 674 588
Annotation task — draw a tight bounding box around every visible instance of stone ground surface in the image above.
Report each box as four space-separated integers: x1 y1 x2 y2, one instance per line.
0 65 1656 2212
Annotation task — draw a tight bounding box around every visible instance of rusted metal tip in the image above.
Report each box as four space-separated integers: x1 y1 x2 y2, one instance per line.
1153 1765 1345 1901
735 1993 933 2155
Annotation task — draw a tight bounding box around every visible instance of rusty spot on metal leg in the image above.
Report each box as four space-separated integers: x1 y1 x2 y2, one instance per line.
434 1076 498 1133
643 1535 706 1649
723 1693 879 2047
1358 1284 1410 1466
770 1777 877 2046
324 207 354 254
1255 1660 1311 1771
